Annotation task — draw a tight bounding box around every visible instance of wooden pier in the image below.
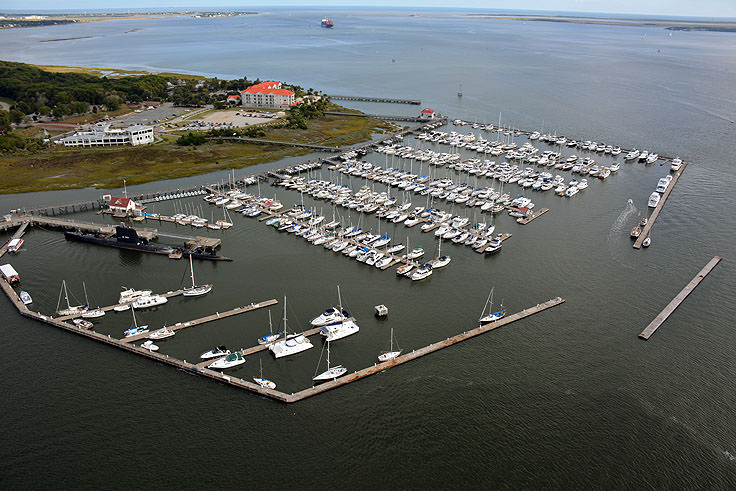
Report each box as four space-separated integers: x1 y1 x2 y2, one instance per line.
517 208 550 225
1 271 564 404
474 233 513 254
633 162 687 249
326 95 421 105
55 289 185 322
638 256 721 340
121 298 278 343
324 111 422 122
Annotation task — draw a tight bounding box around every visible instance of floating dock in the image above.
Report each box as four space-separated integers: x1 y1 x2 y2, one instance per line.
0 272 563 403
638 256 721 340
517 208 549 225
55 289 185 322
633 163 687 249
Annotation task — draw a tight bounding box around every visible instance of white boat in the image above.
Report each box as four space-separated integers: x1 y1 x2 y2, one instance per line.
310 286 348 326
257 310 282 345
19 290 32 305
182 255 212 296
378 327 401 362
642 237 651 248
269 296 313 358
407 246 425 259
208 352 246 369
141 340 159 351
320 319 360 342
313 341 347 382
479 286 507 324
7 238 23 253
148 326 176 340
132 294 168 309
648 191 661 208
123 308 149 337
113 304 131 312
670 158 683 171
72 318 93 330
201 345 230 360
411 263 433 281
82 308 105 319
119 286 152 305
432 237 451 268
253 359 276 389
55 280 88 317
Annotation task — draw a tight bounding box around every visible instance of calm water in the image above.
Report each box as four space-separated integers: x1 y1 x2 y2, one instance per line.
1 8 736 488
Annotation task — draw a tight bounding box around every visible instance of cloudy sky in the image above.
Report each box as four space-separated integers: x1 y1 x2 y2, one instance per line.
2 1 735 18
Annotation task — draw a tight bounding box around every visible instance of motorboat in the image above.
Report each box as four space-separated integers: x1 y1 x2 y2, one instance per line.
208 352 246 369
201 345 230 359
7 238 23 253
72 318 93 330
132 295 168 309
320 316 360 342
19 290 32 305
648 192 661 208
407 246 425 259
141 340 159 351
113 304 131 312
396 263 414 276
631 225 641 238
82 308 105 319
670 158 683 171
148 326 176 340
411 263 433 281
642 237 651 247
485 238 502 254
310 307 347 326
118 287 153 304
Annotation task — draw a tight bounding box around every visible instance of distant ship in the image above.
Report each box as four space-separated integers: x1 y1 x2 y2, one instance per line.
321 17 334 28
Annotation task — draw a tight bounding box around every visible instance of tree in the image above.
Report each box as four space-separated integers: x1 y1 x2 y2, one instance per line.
0 110 10 134
9 109 24 124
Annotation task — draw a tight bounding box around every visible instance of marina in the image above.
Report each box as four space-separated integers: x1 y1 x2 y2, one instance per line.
633 162 687 249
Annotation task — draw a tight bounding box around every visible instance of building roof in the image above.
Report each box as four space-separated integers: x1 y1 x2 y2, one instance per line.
241 81 295 96
227 94 241 100
109 197 132 208
421 108 436 114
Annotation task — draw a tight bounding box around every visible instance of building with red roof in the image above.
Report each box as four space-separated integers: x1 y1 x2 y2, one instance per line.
240 81 295 109
108 197 138 214
420 108 436 120
226 94 241 104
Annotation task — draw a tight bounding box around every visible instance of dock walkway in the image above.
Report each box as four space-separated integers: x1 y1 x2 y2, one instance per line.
326 95 421 105
122 299 278 343
638 256 721 340
55 289 184 322
633 163 687 248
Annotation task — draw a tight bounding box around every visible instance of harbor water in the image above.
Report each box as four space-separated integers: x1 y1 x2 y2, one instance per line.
1 8 735 488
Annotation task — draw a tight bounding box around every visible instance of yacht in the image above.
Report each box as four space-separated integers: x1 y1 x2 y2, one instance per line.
82 307 105 319
631 225 642 238
624 149 640 161
311 307 347 326
7 238 23 253
407 246 425 259
148 326 176 340
132 295 168 309
642 237 652 248
201 345 230 360
411 263 433 281
19 290 32 305
670 158 683 171
648 191 661 208
320 318 360 342
485 238 503 254
141 340 159 351
208 352 246 369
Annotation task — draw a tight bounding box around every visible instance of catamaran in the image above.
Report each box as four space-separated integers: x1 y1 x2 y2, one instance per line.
182 254 212 296
269 296 313 358
378 327 401 362
313 341 347 382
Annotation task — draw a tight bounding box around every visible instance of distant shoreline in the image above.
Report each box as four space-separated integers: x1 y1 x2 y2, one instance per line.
0 11 259 30
468 14 736 32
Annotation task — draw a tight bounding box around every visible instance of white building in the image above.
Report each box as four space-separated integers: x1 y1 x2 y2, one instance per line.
240 81 295 109
419 108 436 120
58 123 154 147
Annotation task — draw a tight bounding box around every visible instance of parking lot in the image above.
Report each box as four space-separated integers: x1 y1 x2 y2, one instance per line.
178 109 283 131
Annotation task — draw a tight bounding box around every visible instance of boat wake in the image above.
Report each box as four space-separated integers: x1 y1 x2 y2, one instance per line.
606 200 638 269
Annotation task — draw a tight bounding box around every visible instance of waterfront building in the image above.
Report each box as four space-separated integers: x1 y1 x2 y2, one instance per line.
240 81 295 109
420 108 436 120
58 123 154 147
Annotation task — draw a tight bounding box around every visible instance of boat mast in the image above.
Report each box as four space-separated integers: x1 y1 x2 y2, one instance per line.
268 310 273 335
337 285 342 311
283 295 287 339
189 254 195 288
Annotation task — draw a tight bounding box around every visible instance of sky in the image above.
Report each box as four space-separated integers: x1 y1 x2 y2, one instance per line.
1 1 735 19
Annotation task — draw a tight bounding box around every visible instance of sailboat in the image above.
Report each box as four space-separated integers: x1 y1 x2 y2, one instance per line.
457 83 463 98
81 282 106 318
432 236 451 268
479 286 506 324
56 280 88 317
216 206 233 229
123 307 149 337
253 358 276 389
182 254 212 296
257 310 282 345
378 328 401 362
313 341 347 382
269 295 313 358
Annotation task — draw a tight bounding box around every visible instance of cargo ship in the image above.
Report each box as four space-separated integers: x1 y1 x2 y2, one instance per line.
321 17 334 28
64 225 232 261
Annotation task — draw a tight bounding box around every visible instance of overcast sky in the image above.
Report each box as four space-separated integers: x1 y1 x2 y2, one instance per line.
2 1 735 18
